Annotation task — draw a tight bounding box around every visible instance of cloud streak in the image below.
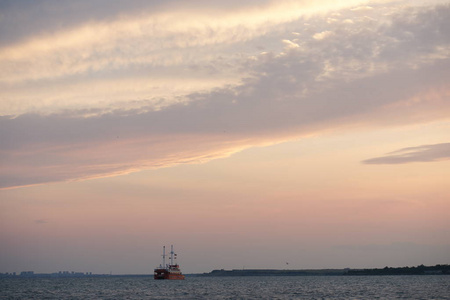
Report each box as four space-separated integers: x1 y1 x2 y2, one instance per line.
1 0 439 116
362 143 450 165
1 1 450 189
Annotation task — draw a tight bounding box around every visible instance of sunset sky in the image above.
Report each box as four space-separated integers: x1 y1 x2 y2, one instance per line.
1 0 449 274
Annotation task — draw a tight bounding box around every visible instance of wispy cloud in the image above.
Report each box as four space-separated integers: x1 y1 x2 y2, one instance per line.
362 143 450 165
1 1 450 189
0 0 377 118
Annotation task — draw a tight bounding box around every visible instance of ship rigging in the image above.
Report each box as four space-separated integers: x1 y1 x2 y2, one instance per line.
154 245 185 280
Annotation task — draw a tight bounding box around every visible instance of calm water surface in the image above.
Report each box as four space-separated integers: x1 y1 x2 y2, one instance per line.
1 275 449 299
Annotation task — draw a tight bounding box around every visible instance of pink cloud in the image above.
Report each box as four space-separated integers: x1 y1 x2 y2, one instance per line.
1 4 450 189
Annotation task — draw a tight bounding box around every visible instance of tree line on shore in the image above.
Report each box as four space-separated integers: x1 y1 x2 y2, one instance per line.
201 264 450 276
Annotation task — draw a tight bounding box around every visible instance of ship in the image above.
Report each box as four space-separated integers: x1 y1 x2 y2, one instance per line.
154 245 185 280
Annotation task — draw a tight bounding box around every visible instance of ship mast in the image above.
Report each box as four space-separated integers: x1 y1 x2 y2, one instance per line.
170 245 174 266
162 246 166 268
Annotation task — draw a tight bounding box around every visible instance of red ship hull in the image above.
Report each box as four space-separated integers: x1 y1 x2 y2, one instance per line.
154 268 185 280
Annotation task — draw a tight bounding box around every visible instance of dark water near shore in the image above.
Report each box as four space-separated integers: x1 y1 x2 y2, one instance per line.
1 275 449 299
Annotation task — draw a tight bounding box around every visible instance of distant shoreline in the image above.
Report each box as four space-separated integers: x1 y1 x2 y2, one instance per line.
1 264 448 278
0 272 153 279
198 264 450 277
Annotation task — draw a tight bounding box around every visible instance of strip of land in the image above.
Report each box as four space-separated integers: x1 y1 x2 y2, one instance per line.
199 264 449 277
1 264 448 278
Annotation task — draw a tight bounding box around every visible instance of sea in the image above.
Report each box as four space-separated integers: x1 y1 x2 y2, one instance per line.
1 275 449 299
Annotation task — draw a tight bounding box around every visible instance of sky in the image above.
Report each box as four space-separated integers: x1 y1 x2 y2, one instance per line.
0 0 449 275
